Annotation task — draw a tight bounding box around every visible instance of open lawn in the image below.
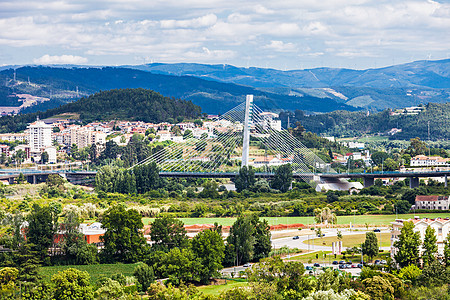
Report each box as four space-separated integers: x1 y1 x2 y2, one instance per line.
143 213 450 227
39 263 140 285
310 232 391 248
198 280 248 296
286 250 390 264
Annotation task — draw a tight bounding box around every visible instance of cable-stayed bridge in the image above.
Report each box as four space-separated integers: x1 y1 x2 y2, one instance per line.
131 95 335 187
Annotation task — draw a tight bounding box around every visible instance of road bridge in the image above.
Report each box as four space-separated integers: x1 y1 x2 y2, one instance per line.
1 169 449 189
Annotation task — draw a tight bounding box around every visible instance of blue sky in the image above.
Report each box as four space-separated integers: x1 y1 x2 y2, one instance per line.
1 0 449 70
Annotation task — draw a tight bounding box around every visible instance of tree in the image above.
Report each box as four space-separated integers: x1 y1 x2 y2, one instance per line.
100 205 146 263
27 204 56 259
407 137 428 156
133 263 155 292
362 276 394 300
183 129 193 140
60 210 97 265
314 207 336 225
371 151 389 167
444 233 450 267
40 151 49 164
394 221 421 267
234 166 256 193
337 230 343 241
394 200 411 214
46 174 66 190
383 158 398 171
157 247 201 285
94 278 124 300
270 164 292 193
150 215 188 252
361 232 378 261
0 267 19 298
397 265 422 285
51 268 94 300
227 216 256 265
251 216 272 262
422 226 437 266
16 172 25 184
191 229 225 283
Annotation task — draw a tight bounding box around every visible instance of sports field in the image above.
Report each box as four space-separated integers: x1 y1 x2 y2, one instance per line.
143 213 450 227
310 232 391 248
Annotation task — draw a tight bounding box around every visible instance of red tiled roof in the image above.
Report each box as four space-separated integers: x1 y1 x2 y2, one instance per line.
415 195 444 202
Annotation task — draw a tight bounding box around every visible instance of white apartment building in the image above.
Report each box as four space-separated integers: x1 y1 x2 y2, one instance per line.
391 217 450 258
28 120 52 151
410 155 450 167
415 195 450 210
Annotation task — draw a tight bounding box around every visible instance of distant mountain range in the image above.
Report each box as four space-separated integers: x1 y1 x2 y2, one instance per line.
0 59 449 114
129 59 450 110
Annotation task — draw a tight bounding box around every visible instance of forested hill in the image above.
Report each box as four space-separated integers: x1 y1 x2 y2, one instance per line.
0 88 202 133
284 102 450 140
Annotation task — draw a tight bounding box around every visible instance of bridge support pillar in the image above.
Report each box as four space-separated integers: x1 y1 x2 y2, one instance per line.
410 177 419 189
33 175 36 184
363 177 374 188
241 95 253 167
8 177 14 184
445 175 448 188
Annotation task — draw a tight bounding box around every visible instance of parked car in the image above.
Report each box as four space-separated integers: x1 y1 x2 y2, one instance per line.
339 260 346 264
306 266 313 270
357 263 363 268
293 236 299 240
313 263 320 267
380 260 387 265
346 261 352 265
243 263 251 267
332 261 338 265
374 260 381 265
339 264 346 269
374 229 381 232
352 264 358 268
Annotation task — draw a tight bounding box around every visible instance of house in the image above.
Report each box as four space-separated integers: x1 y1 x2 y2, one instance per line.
415 195 450 210
410 155 450 167
391 217 450 258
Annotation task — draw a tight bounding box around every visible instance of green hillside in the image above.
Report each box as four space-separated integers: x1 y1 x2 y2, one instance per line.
284 102 450 140
0 88 202 133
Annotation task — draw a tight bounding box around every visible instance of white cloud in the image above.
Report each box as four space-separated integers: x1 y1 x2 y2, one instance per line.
33 55 88 64
263 40 296 52
160 14 217 29
0 0 449 68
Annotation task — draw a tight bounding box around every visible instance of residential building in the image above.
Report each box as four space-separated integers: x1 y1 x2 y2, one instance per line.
0 145 9 157
415 195 450 210
28 120 52 151
410 155 450 167
0 133 28 143
391 217 450 258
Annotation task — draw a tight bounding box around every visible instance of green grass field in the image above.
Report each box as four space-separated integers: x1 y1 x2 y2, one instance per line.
143 213 450 227
198 280 248 295
310 232 391 248
39 263 140 285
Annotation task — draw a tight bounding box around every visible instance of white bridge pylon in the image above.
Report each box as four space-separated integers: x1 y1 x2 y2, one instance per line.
131 95 335 184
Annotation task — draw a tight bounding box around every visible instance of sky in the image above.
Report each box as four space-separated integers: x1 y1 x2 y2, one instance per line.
1 0 450 70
